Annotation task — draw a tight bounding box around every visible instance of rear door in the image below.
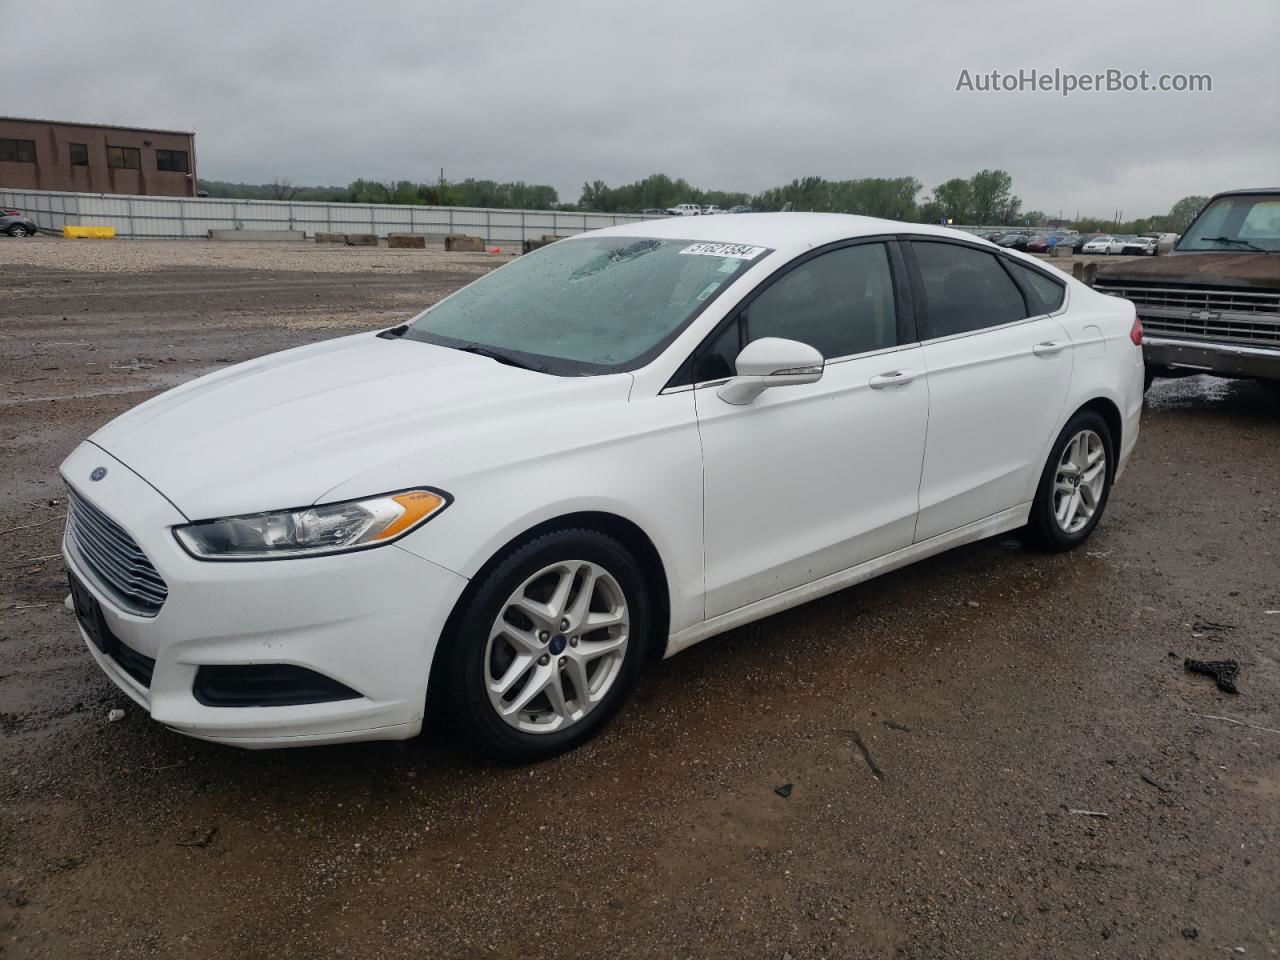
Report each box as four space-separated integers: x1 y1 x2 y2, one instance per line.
690 239 930 618
906 239 1073 542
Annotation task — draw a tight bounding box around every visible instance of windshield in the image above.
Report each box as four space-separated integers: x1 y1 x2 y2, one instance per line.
1177 194 1280 252
401 236 769 374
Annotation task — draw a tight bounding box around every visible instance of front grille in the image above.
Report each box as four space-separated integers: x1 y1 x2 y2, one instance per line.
66 488 168 616
1095 282 1280 347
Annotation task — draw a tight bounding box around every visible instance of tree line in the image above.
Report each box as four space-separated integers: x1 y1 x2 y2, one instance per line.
198 172 1209 234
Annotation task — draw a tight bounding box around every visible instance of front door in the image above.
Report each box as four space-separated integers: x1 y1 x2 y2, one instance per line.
693 240 930 619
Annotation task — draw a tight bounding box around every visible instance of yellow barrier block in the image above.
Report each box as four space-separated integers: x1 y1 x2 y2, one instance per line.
64 226 116 239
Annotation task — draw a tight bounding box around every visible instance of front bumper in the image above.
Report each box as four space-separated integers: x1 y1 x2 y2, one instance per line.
60 442 469 748
1144 336 1280 381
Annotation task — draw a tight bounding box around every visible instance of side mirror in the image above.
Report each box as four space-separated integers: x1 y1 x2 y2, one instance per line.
717 337 824 405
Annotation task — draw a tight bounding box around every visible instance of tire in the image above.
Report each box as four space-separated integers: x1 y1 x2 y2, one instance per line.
1023 410 1115 552
438 527 650 762
8 224 30 237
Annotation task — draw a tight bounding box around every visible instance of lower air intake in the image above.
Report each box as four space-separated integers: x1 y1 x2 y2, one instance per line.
193 665 360 707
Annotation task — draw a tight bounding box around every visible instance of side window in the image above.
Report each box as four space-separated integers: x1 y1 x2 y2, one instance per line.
912 241 1028 338
1004 259 1065 314
743 243 897 359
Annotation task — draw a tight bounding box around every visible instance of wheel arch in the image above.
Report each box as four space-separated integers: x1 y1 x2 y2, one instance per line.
427 510 672 706
1073 394 1123 454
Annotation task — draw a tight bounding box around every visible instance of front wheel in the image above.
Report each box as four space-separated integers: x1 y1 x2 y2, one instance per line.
1023 411 1115 551
439 528 650 762
8 224 30 237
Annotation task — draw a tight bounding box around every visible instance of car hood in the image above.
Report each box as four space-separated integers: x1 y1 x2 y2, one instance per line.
1096 251 1280 290
88 333 631 519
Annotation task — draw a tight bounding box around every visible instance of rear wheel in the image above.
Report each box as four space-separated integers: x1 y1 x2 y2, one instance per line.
1024 410 1115 551
439 528 649 762
8 224 30 237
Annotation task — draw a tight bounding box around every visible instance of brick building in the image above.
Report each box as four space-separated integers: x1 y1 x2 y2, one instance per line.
0 117 197 197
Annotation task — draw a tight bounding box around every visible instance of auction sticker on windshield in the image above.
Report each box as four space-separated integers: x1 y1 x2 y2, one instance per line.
679 242 767 259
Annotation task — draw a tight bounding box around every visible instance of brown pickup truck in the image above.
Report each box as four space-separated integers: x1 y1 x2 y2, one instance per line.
1093 188 1279 389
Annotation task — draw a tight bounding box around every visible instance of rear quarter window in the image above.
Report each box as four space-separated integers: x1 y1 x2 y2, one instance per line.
1004 260 1066 314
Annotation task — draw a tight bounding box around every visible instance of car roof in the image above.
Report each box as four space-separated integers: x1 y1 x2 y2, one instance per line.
583 212 990 252
1208 187 1280 199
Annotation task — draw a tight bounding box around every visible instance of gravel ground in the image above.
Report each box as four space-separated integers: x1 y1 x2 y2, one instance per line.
0 233 512 275
0 241 1276 960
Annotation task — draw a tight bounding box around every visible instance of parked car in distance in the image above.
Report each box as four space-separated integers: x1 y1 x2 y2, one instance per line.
1082 236 1120 255
1024 236 1052 254
61 214 1144 761
1120 236 1158 256
981 231 1007 242
700 205 726 216
667 203 703 216
996 233 1031 251
728 205 753 214
1072 233 1103 254
637 208 668 217
1094 187 1280 389
1 209 37 237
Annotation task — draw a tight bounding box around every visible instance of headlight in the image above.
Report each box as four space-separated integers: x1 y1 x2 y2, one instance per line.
173 488 450 560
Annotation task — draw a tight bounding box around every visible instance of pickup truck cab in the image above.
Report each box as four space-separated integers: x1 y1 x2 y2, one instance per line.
1094 188 1280 388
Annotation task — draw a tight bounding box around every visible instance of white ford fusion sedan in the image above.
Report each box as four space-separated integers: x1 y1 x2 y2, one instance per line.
61 214 1143 760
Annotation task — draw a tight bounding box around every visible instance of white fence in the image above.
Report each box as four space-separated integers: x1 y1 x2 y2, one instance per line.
0 187 652 245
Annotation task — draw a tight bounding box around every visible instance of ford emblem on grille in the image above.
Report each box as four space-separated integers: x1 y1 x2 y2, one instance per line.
90 466 107 482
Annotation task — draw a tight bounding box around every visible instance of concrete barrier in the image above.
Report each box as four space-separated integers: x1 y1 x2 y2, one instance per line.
64 225 116 239
208 229 305 241
387 234 426 249
314 232 345 244
344 234 379 247
445 234 485 252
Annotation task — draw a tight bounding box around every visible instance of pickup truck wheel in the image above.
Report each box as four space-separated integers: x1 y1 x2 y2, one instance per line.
1024 411 1115 552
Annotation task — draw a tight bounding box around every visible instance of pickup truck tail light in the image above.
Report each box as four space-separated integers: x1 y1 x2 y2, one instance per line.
1129 314 1143 346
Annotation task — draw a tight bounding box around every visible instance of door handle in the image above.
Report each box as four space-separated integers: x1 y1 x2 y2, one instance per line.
1032 340 1067 357
869 369 917 389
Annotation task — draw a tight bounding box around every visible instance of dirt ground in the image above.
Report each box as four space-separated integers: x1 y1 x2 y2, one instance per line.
1 238 1277 960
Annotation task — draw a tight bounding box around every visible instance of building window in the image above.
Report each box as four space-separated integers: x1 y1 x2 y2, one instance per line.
106 145 142 170
155 149 189 173
70 143 90 166
0 138 37 163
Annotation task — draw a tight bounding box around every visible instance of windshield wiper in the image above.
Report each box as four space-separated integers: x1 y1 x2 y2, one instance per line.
377 323 410 339
454 344 545 372
1199 236 1273 253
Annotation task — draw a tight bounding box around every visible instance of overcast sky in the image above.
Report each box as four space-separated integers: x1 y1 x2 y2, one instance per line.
6 0 1277 217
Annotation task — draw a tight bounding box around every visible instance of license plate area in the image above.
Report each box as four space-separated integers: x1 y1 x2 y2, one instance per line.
68 570 118 656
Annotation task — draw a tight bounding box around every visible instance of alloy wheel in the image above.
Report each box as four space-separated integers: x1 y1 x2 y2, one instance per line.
1053 429 1106 534
484 560 630 734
